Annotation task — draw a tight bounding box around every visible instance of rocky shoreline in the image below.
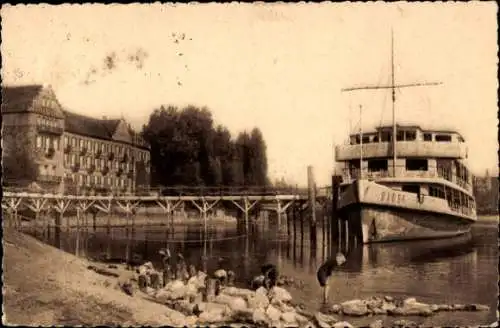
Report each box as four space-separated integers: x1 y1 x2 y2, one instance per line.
88 260 493 328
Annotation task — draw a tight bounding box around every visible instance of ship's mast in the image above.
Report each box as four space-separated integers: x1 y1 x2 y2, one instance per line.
359 104 363 179
391 30 397 176
341 29 442 178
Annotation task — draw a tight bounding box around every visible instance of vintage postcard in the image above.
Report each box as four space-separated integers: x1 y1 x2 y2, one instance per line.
1 2 498 327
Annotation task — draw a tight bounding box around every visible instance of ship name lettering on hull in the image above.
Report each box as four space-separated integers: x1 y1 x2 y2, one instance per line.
380 191 405 204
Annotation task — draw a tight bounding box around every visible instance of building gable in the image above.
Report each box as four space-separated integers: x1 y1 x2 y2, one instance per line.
111 119 134 143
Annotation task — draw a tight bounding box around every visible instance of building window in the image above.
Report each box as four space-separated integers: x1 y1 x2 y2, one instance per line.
36 136 42 148
423 133 432 141
64 136 69 147
45 137 51 149
53 138 59 150
79 139 83 149
64 154 69 163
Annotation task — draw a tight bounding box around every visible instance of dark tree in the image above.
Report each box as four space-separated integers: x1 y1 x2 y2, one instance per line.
141 104 270 188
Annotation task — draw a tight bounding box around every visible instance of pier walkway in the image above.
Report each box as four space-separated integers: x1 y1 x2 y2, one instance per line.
2 186 333 231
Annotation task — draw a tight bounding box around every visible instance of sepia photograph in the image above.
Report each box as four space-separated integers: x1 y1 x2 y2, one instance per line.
1 2 498 327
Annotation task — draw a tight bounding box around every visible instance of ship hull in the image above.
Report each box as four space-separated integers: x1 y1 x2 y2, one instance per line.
338 180 476 243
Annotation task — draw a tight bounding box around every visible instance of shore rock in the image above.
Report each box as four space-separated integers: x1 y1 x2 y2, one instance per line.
252 308 268 325
266 304 282 322
269 286 293 304
214 294 247 312
333 321 354 328
222 286 255 299
247 290 270 309
341 299 370 316
384 295 394 302
331 304 342 313
314 312 338 328
281 311 298 324
369 319 384 328
393 319 418 327
464 303 490 311
389 298 433 316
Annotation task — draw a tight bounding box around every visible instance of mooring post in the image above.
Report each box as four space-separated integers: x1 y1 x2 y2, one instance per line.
286 206 292 240
125 205 131 265
76 206 80 257
331 175 341 249
307 166 317 248
276 199 282 232
57 211 63 250
244 198 249 233
106 205 112 260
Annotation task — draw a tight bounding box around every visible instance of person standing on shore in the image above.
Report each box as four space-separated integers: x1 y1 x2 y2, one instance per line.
159 248 172 287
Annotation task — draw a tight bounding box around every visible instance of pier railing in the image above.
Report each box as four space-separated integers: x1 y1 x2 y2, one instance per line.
2 184 332 198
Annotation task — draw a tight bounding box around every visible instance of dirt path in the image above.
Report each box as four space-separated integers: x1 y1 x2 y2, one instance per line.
2 228 187 326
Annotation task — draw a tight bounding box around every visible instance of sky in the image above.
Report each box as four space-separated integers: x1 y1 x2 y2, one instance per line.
1 3 498 186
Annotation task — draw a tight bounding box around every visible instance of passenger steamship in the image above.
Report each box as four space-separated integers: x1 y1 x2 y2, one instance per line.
335 124 477 243
334 33 477 243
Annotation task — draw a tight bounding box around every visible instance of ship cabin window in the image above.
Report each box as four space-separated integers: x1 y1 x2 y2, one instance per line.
396 131 405 141
402 184 420 194
368 159 388 172
373 135 379 142
429 185 445 199
423 133 433 142
435 134 452 142
350 135 359 145
381 131 392 142
362 135 370 144
406 158 428 171
405 131 416 141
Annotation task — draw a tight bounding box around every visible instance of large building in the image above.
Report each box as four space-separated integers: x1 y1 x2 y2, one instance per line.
2 84 150 194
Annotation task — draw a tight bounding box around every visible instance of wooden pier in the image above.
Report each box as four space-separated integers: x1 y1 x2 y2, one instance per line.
2 171 362 260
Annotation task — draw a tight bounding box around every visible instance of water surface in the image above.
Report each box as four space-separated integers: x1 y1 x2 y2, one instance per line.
29 215 498 326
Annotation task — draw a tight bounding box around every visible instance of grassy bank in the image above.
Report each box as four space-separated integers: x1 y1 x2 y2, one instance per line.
2 228 193 326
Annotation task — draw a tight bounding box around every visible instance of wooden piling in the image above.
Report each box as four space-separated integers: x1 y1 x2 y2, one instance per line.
331 175 341 250
286 206 291 240
55 211 62 250
307 166 317 248
76 207 80 257
106 211 112 260
125 210 131 264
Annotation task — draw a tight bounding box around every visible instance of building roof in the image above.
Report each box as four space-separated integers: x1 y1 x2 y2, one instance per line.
3 84 149 149
63 109 121 140
2 85 43 113
63 109 149 149
2 84 65 118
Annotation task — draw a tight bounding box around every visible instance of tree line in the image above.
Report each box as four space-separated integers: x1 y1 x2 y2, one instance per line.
141 105 270 188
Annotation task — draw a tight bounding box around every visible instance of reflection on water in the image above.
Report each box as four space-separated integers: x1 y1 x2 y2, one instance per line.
27 216 498 326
